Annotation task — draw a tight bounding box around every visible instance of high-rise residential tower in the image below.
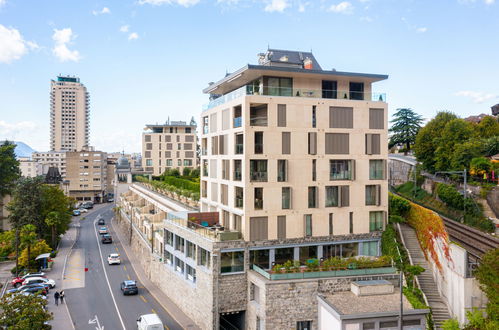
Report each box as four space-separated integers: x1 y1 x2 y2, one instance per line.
50 75 90 151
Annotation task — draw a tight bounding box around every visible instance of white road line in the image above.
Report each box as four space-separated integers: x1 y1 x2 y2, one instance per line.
93 215 126 330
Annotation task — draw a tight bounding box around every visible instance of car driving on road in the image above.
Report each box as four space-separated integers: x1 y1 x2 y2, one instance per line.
97 217 105 225
98 226 108 234
107 253 121 265
120 280 138 295
101 234 112 244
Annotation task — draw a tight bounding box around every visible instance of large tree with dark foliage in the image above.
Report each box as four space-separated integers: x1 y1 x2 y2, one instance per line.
388 108 424 154
0 140 20 203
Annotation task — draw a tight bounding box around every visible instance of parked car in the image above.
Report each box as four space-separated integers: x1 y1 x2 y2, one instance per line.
107 253 121 265
107 198 114 203
22 277 55 289
97 218 105 225
120 280 138 295
73 209 81 216
82 202 94 209
78 208 88 213
99 226 108 235
18 282 51 292
101 234 112 244
9 284 48 296
11 272 46 288
137 313 164 330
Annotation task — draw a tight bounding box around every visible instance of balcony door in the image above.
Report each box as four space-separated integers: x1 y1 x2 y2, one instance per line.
322 80 337 99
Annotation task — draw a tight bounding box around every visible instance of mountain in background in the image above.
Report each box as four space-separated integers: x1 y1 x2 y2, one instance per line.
0 141 36 158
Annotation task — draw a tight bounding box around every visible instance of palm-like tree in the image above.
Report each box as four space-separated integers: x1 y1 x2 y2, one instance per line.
20 224 38 270
44 211 60 249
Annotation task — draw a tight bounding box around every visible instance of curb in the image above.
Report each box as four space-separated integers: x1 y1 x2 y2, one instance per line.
110 216 191 330
60 222 79 330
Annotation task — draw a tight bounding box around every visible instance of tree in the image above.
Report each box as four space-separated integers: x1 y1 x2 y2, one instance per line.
20 224 38 270
18 239 51 268
434 118 474 171
475 115 499 139
44 211 61 249
450 140 483 171
388 108 424 154
0 293 52 329
0 141 21 198
482 136 499 157
470 157 492 177
40 185 72 246
414 111 457 171
474 248 499 321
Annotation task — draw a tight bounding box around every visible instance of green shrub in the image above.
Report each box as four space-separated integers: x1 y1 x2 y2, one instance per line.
389 215 405 224
389 193 411 216
436 183 464 209
162 176 199 193
403 286 428 309
442 318 460 330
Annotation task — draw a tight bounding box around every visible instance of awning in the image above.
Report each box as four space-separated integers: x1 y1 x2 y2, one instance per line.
35 253 51 260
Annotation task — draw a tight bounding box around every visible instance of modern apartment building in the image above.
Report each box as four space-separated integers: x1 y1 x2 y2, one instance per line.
65 147 108 202
118 49 392 330
18 157 40 177
32 151 67 178
200 48 388 243
142 119 197 176
50 75 90 151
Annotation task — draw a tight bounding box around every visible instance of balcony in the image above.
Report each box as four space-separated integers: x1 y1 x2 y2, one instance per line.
166 214 241 242
235 144 244 154
235 196 243 208
250 171 267 182
233 117 242 128
203 85 387 110
234 170 242 181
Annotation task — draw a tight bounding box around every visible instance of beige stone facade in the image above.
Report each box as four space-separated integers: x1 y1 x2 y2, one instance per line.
32 151 67 178
65 147 107 202
142 120 198 176
18 157 40 177
50 76 89 152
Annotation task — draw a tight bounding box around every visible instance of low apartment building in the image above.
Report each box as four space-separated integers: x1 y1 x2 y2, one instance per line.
65 147 108 202
142 119 198 176
18 157 41 177
118 49 392 330
32 151 67 178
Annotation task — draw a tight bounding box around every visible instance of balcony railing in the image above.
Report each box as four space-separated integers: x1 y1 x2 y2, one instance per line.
235 197 243 208
233 117 242 128
203 85 386 110
166 217 241 241
250 171 267 182
235 144 244 154
234 170 242 181
250 116 267 127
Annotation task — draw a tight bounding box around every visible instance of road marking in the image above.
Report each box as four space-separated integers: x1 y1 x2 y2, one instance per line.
88 315 104 330
140 295 147 303
93 216 126 330
127 275 131 280
115 247 119 252
164 325 170 330
123 265 127 271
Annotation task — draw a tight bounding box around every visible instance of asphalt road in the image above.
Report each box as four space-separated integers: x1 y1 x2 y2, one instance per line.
65 204 182 330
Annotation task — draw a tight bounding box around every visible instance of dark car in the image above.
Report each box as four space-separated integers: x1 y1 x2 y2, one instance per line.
19 282 51 292
97 218 105 225
8 284 48 296
82 202 94 209
120 280 138 295
101 234 112 244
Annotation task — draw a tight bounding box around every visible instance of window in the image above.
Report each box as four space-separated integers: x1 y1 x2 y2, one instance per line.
250 160 267 182
370 159 385 180
325 133 349 154
175 257 184 274
220 251 244 273
299 246 317 264
250 283 261 304
186 264 196 282
282 187 291 209
250 104 268 126
349 82 364 100
250 217 268 240
145 135 151 142
166 159 172 167
234 160 242 181
366 134 381 155
349 212 354 234
366 185 381 206
222 109 230 130
175 236 185 252
183 159 192 166
329 213 333 235
296 320 312 330
363 322 375 329
274 247 294 265
211 182 218 202
255 132 263 154
277 104 287 127
254 188 263 210
235 187 243 208
198 248 210 268
329 107 353 128
211 136 219 155
312 159 316 181
369 108 384 129
277 216 286 240
186 241 196 260
325 186 339 207
312 105 317 128
342 242 358 257
380 321 398 329
308 187 317 208
330 160 353 180
304 214 312 236
185 127 192 133
264 76 292 96
250 249 270 269
178 143 182 150
209 113 217 132
177 159 182 166
308 132 317 155
146 143 153 150
221 184 228 205
282 132 291 154
219 135 228 155
322 80 337 99
146 159 153 166
201 181 207 198
202 160 208 177
165 230 174 246
235 133 243 154
210 159 217 179
222 160 230 180
370 211 384 232
323 244 340 259
277 160 287 182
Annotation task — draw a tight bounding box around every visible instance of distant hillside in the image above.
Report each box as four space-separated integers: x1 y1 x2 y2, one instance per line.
0 141 36 158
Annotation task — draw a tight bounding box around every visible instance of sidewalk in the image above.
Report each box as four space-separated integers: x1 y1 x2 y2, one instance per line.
111 216 201 330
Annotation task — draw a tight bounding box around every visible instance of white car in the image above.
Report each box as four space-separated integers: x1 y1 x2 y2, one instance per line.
99 226 108 234
108 253 121 265
22 277 55 289
78 208 88 213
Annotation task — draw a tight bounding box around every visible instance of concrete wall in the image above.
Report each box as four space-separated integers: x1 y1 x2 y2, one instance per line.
428 238 488 324
388 158 414 186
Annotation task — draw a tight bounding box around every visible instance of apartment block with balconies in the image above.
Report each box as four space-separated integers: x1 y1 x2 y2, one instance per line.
142 119 198 176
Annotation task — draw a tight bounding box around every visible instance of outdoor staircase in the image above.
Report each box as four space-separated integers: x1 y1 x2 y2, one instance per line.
398 223 451 329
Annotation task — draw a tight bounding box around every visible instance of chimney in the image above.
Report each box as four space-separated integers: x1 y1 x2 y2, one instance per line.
304 57 313 70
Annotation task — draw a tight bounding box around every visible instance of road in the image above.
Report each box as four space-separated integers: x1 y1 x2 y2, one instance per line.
64 204 182 330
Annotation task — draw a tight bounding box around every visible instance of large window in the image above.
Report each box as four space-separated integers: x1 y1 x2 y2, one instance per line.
365 185 378 206
299 246 317 264
308 187 317 208
186 241 196 260
274 247 294 265
175 236 185 252
304 214 313 236
325 186 339 207
323 244 340 259
363 241 378 256
250 160 267 182
349 82 364 100
265 76 292 96
330 160 353 180
186 264 196 283
342 242 358 258
369 159 384 180
370 211 384 232
282 187 291 209
220 251 244 273
198 248 210 268
277 160 287 182
250 249 270 270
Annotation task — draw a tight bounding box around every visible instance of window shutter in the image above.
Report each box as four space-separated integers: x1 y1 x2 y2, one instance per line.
222 109 230 130
369 108 384 129
329 107 353 128
277 104 287 127
375 184 381 206
366 134 372 154
282 132 291 154
340 186 350 207
209 113 217 133
326 133 349 154
277 216 286 240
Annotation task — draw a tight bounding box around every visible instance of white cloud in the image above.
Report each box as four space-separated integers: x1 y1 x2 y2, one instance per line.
298 1 310 12
0 25 38 64
0 0 6 7
455 90 499 103
128 32 139 40
92 7 111 15
328 1 354 14
485 0 495 4
52 28 81 62
217 0 240 4
264 0 290 12
138 0 200 7
0 120 37 137
459 0 495 4
416 27 428 33
120 25 130 33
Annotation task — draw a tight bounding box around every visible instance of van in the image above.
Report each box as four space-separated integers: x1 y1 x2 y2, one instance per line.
137 313 163 330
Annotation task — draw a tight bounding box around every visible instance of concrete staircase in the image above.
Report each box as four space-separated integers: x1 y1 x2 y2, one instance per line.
398 223 451 329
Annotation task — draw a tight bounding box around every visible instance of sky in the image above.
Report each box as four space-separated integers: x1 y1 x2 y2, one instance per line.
0 0 498 153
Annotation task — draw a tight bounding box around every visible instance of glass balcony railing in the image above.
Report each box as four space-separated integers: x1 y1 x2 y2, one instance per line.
233 117 242 128
235 197 243 208
250 171 267 182
203 85 386 110
235 144 244 154
234 170 242 181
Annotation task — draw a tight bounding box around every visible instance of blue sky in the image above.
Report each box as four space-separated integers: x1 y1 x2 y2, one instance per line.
0 0 498 152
